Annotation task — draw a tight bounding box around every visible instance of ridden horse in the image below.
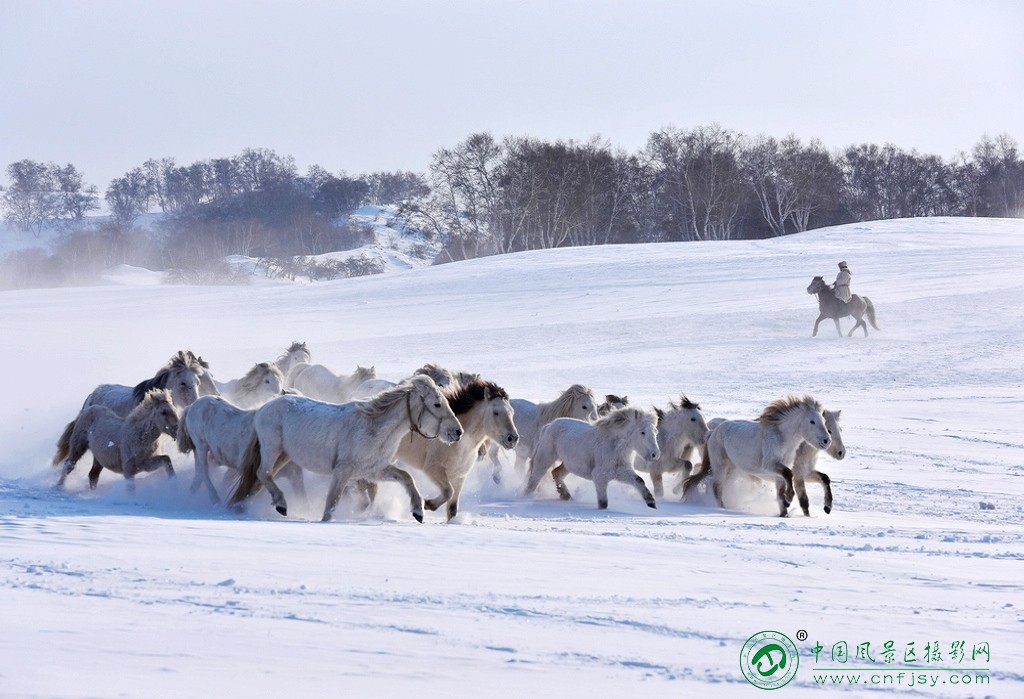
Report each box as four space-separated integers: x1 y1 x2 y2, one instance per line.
394 378 518 521
807 276 879 337
525 407 661 510
229 375 463 522
683 395 831 516
53 389 179 491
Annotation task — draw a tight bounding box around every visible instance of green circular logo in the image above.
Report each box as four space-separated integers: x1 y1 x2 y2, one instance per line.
740 630 800 690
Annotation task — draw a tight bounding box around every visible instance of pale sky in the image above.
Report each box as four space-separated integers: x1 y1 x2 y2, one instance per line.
2 0 1022 191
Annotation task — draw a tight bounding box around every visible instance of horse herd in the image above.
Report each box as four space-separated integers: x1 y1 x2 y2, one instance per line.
51 342 846 522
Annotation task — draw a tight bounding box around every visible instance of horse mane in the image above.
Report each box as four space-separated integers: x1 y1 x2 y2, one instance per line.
278 341 309 362
442 378 509 416
413 363 454 387
185 350 211 372
127 388 173 423
238 362 283 393
355 379 417 419
593 406 647 430
131 351 202 402
538 384 594 425
758 395 822 426
670 394 700 411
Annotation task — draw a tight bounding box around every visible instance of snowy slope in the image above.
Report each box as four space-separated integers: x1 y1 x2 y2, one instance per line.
0 217 1021 698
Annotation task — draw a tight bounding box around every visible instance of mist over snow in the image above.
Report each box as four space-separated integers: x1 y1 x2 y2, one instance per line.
0 217 1022 697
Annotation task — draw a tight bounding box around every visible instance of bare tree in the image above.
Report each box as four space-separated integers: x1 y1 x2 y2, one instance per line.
105 168 153 225
2 160 97 236
647 124 747 241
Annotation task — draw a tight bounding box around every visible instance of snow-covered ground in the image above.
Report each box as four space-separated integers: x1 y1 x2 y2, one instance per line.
0 217 1021 698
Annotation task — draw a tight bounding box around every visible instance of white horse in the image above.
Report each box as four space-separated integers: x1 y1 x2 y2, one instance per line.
597 393 629 416
176 395 307 505
286 363 376 403
791 408 845 516
634 396 710 497
229 375 463 522
489 384 599 484
350 363 480 400
525 407 661 510
275 341 311 378
394 378 518 521
211 362 285 409
53 388 179 492
682 395 831 517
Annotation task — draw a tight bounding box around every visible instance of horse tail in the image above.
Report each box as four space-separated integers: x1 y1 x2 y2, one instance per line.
864 297 880 330
681 446 712 499
52 418 77 466
176 407 195 454
228 432 262 505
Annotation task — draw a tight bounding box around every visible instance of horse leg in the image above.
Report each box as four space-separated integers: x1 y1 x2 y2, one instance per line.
805 470 834 514
321 465 353 522
523 445 555 496
376 465 425 523
352 479 378 510
551 464 572 500
257 451 290 517
769 463 794 517
650 468 664 498
812 314 827 337
445 472 469 522
487 442 503 484
192 447 220 504
618 470 656 509
422 466 455 512
594 477 610 510
279 462 308 504
87 458 103 490
793 471 811 517
833 318 842 337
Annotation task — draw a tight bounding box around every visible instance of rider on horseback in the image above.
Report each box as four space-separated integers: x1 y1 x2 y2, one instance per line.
833 261 852 302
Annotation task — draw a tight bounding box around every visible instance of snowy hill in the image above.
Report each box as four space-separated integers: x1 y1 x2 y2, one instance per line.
0 217 1022 697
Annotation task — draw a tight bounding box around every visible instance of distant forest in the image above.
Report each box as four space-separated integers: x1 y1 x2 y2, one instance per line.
2 124 1022 288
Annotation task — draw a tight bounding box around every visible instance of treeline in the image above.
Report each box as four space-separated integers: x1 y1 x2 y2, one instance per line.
2 126 1022 287
408 127 1023 261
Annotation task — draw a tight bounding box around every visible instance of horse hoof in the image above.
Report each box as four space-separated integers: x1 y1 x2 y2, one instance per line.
824 506 832 514
413 512 424 523
647 501 657 509
276 505 288 517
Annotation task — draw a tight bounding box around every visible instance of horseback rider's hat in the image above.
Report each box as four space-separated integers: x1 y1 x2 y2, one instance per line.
838 261 849 270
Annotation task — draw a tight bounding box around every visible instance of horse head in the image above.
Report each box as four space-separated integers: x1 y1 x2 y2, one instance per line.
823 409 845 460
137 388 180 437
409 375 463 444
631 410 661 461
483 385 519 450
566 385 599 422
807 276 827 295
662 394 711 448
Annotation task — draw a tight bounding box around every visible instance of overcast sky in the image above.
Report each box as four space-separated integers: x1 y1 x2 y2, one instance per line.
2 0 1022 190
